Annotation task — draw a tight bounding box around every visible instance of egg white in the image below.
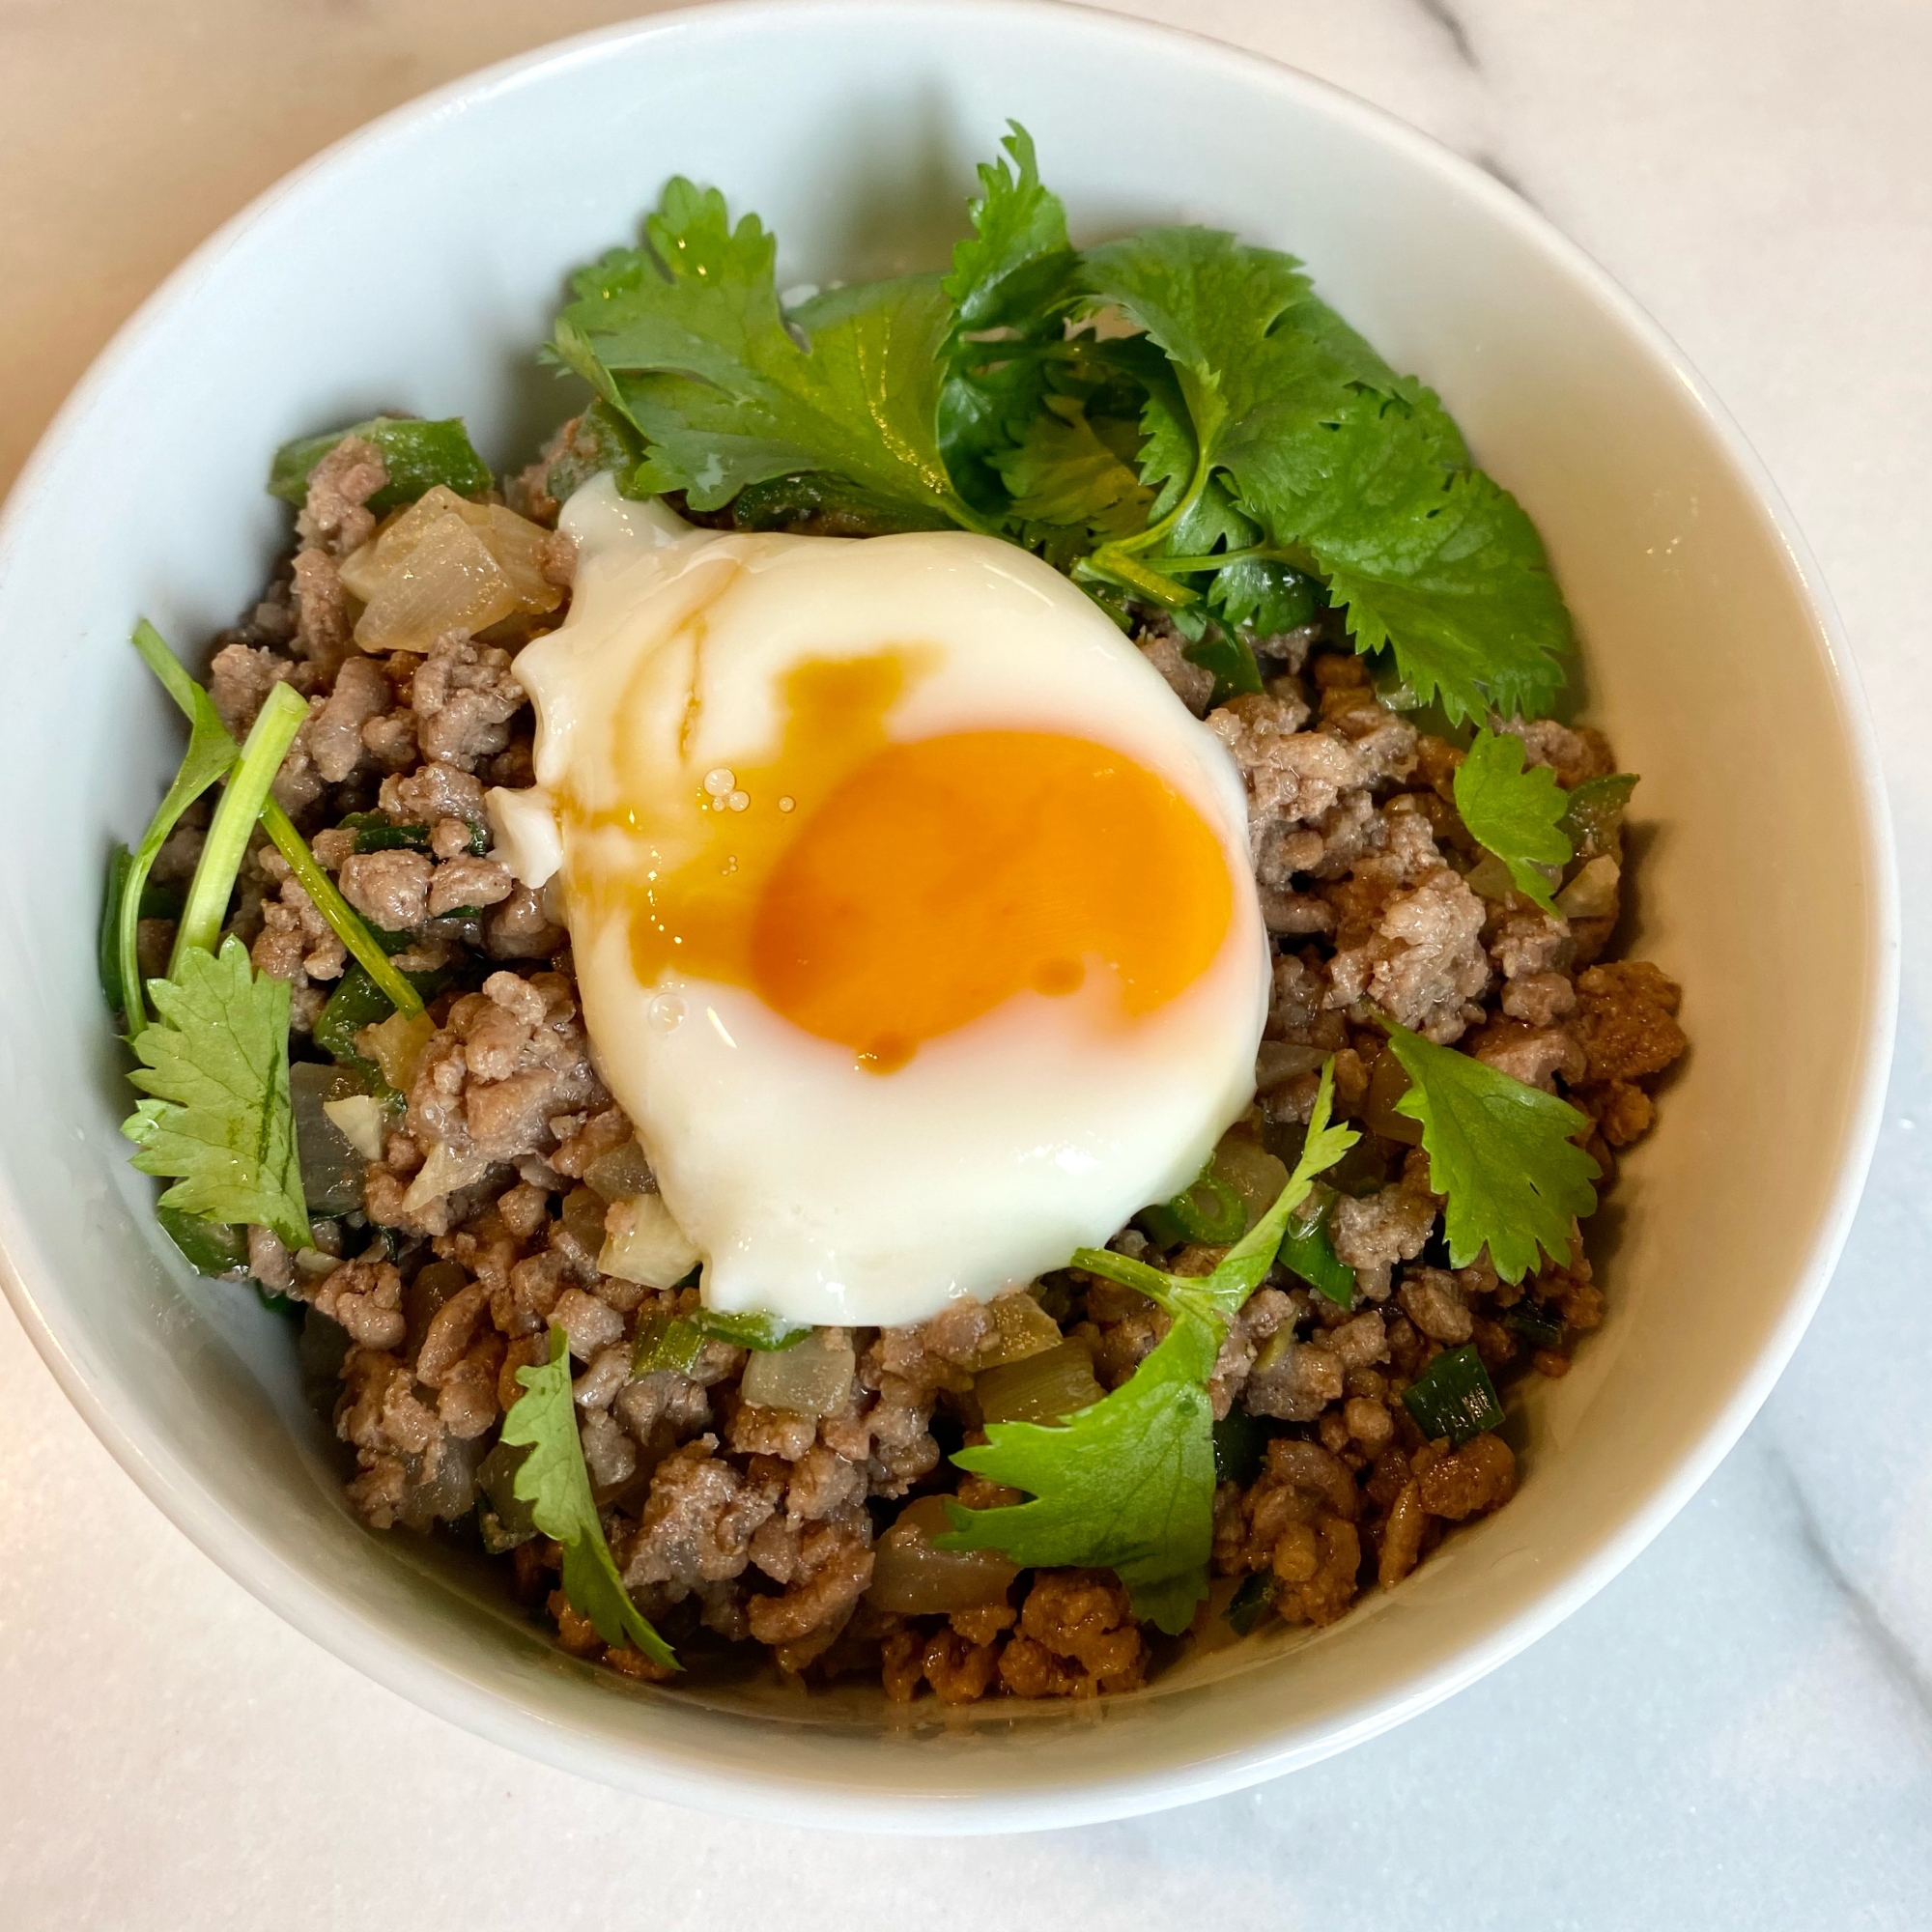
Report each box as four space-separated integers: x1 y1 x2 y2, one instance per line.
494 473 1268 1326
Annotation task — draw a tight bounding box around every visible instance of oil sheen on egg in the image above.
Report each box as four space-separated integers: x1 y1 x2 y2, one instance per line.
492 474 1268 1326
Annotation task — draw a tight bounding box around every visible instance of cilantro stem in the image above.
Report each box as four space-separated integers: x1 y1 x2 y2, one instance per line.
116 624 242 1033
169 683 308 973
1074 549 1198 609
258 801 423 1018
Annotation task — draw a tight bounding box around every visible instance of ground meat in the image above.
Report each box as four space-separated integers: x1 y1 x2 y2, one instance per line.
1468 1017 1587 1093
411 632 525 769
1330 1159 1439 1301
1136 625 1215 716
1571 961 1688 1084
340 849 433 929
998 1571 1148 1697
296 434 385 557
622 1438 776 1597
192 460 1674 1699
1499 716 1615 788
306 653 390 783
1327 863 1490 1043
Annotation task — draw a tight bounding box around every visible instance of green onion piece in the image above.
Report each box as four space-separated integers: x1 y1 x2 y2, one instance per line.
259 801 422 1017
117 622 249 1029
1164 1165 1248 1245
1402 1345 1506 1447
267 415 493 514
1133 1201 1192 1248
1504 1302 1565 1349
1180 628 1264 703
339 811 432 855
1560 773 1639 859
1277 1182 1356 1307
169 682 309 972
695 1310 811 1351
156 1205 248 1279
1225 1571 1276 1635
1212 1408 1269 1487
631 1313 705 1377
312 963 401 1071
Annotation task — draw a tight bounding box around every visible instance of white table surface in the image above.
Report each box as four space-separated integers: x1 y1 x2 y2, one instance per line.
3 2 1929 1925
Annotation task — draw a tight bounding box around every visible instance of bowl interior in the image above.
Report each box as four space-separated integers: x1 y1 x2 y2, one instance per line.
0 0 1889 1831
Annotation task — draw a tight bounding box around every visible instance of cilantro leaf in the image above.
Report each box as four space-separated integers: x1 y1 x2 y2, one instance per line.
996 390 1151 536
122 936 310 1251
947 1315 1220 1634
1452 725 1573 914
940 1064 1358 1631
940 124 1082 516
1381 1017 1599 1283
942 122 1077 339
553 179 979 527
504 1326 678 1671
1080 228 1572 721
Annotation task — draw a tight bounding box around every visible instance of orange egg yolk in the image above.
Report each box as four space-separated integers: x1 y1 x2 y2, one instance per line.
596 649 1234 1071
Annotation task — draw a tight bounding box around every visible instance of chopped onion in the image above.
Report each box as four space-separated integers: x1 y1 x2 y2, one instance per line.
967 1292 1064 1369
582 1138 655 1204
290 1061 365 1215
598 1192 699 1288
322 1093 390 1161
1463 852 1516 901
741 1327 854 1416
401 1140 493 1212
1211 1135 1291 1233
1555 854 1621 920
560 1184 609 1255
866 1494 1017 1614
977 1337 1104 1425
341 486 561 654
1255 1040 1329 1092
1364 1050 1426 1146
357 1009 435 1094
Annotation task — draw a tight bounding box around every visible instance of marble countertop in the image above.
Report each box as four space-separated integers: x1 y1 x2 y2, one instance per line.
3 2 1929 1925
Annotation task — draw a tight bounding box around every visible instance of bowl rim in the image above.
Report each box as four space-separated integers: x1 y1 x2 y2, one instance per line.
0 0 1900 1834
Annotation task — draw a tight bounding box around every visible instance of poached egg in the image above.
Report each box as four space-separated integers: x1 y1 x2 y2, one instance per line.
491 475 1267 1325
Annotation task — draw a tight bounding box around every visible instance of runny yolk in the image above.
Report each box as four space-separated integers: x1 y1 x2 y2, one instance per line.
617 648 1234 1072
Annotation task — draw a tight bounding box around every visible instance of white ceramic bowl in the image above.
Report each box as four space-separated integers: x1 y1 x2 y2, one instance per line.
0 0 1895 1833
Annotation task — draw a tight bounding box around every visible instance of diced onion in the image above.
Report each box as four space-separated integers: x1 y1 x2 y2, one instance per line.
582 1138 655 1204
322 1094 390 1161
1364 1050 1426 1146
976 1337 1104 1424
1211 1135 1291 1233
1255 1040 1329 1092
1555 854 1621 920
340 486 561 655
866 1494 1017 1614
740 1328 854 1416
598 1192 699 1288
966 1292 1064 1370
357 1009 435 1093
402 1141 494 1212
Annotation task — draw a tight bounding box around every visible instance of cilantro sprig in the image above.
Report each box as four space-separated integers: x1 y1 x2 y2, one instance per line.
1380 1016 1599 1282
1453 726 1573 914
504 1326 678 1671
550 127 1577 722
112 622 429 1266
123 936 311 1250
937 1064 1358 1632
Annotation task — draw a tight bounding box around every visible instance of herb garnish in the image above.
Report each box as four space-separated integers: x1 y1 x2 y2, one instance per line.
553 123 1576 723
1453 726 1573 914
937 1062 1358 1632
503 1326 678 1670
1379 1017 1599 1282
